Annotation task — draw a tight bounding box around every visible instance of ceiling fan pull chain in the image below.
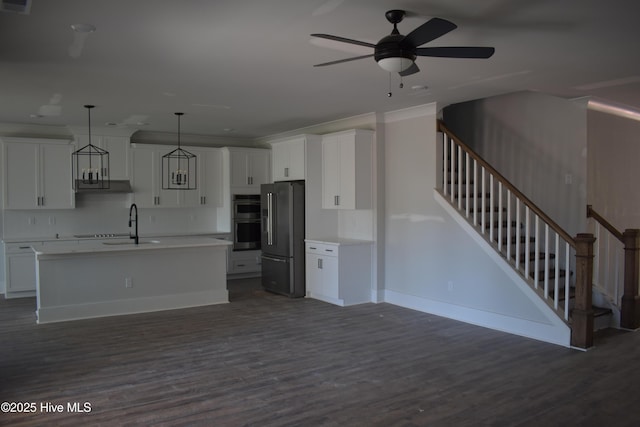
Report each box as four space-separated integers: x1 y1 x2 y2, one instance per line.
399 74 404 89
387 72 393 97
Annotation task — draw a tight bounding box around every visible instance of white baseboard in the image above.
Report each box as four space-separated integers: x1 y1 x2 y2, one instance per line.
384 289 571 347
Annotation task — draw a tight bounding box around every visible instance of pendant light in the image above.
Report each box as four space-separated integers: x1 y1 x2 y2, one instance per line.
162 112 197 190
72 105 110 190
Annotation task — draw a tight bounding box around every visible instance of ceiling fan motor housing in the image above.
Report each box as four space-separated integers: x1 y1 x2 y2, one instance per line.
374 34 417 69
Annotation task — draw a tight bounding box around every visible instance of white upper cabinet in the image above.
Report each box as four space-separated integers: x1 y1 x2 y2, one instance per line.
130 144 222 208
73 134 131 180
270 135 318 181
321 129 373 210
182 147 223 208
2 138 75 210
224 147 271 190
130 144 180 208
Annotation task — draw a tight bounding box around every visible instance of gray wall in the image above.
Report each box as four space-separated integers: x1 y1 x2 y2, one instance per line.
588 110 640 230
382 109 565 344
443 91 588 237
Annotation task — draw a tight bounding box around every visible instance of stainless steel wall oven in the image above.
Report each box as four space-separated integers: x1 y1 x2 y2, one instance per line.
232 194 261 250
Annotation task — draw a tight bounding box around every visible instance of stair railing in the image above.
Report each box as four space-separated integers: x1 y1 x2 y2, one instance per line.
587 205 640 329
438 121 595 348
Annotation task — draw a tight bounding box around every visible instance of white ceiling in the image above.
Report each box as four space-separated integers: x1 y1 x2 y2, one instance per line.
1 0 639 140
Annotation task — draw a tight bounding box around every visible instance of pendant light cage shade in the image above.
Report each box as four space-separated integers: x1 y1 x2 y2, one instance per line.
72 105 110 191
162 112 197 190
162 147 197 190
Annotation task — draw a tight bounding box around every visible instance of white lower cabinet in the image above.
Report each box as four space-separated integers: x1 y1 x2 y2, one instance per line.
305 240 371 306
5 246 37 296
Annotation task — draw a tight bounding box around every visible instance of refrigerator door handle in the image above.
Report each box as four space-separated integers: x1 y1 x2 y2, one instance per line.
266 192 273 246
268 191 276 246
262 255 287 263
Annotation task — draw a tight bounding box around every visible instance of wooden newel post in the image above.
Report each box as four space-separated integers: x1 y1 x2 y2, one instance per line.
571 233 595 349
621 229 640 330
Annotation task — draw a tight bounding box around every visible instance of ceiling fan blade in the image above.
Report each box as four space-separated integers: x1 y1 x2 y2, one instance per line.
310 34 376 48
399 62 420 77
403 18 457 47
416 46 495 58
313 54 374 67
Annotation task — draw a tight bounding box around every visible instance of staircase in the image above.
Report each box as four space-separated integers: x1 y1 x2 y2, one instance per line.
437 121 614 348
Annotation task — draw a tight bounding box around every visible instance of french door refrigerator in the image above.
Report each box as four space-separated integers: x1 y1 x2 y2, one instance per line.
261 181 305 297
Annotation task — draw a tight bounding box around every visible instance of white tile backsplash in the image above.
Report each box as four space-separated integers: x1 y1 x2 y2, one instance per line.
2 193 222 239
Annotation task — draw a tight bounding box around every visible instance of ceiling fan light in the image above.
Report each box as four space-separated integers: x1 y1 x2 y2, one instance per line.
377 57 413 73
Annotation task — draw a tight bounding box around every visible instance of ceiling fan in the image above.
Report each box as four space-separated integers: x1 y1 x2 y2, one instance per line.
311 10 495 77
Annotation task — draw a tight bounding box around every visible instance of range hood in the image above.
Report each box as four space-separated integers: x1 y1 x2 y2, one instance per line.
74 179 133 194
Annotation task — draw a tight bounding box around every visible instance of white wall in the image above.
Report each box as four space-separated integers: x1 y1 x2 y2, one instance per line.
443 91 588 237
587 110 640 230
383 106 568 345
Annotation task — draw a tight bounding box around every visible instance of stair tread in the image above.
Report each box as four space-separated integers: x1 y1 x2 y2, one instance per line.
499 235 537 244
530 268 572 280
593 306 613 318
469 206 507 213
485 220 522 229
568 305 613 319
544 285 575 301
511 252 557 262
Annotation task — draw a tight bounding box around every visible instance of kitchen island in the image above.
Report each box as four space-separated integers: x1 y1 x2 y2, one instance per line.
33 237 232 324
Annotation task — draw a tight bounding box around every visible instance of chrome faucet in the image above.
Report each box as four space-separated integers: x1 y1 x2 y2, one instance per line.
128 203 139 245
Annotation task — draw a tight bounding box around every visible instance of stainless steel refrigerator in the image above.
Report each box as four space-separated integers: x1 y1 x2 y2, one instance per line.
261 181 305 297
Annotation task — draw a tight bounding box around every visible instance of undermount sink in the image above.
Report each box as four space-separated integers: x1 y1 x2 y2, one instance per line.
102 240 161 246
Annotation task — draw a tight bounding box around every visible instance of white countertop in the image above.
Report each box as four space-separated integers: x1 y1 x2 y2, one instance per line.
305 237 374 246
3 231 231 244
32 236 232 256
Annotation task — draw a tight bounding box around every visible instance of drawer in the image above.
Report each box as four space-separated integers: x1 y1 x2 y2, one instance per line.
229 258 261 274
305 242 339 257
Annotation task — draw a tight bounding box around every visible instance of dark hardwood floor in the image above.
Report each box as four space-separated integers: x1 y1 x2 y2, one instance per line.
2 278 640 426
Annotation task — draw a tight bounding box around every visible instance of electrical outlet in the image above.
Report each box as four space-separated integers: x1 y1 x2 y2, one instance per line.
149 215 156 223
27 216 36 225
565 174 573 185
125 277 133 288
48 216 56 225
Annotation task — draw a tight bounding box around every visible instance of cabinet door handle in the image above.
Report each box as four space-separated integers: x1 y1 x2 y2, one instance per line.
284 167 289 177
325 249 333 253
334 195 340 206
318 258 323 269
309 246 316 250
